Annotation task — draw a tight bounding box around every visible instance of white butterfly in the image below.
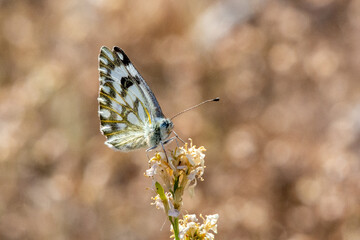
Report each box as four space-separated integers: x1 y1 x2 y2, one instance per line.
97 46 174 152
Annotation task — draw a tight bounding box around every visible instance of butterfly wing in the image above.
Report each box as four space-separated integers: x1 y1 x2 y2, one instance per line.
98 46 162 151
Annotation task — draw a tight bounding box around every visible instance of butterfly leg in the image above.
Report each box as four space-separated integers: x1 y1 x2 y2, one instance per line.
159 142 168 161
173 135 180 147
146 144 170 162
145 135 181 162
146 150 151 161
146 145 158 161
172 131 185 146
162 136 176 145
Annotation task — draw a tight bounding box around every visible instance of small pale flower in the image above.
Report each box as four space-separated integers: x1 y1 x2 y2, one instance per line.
151 194 165 210
145 140 219 240
145 140 207 201
145 162 158 177
175 214 219 240
184 214 198 223
151 194 164 209
187 144 206 166
203 214 219 234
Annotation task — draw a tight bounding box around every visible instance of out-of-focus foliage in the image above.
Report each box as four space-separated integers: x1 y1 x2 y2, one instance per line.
0 0 359 239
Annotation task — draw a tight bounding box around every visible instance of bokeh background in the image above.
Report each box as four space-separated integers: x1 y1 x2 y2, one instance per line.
1 0 360 239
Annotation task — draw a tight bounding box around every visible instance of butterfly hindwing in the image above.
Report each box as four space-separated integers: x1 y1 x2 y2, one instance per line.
98 46 152 151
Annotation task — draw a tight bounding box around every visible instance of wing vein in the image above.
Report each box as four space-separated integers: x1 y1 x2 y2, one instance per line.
99 105 123 117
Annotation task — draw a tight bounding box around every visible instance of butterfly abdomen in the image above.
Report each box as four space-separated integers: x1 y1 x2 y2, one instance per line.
145 123 162 149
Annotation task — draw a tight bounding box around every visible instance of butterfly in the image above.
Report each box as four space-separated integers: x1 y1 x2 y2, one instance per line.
97 46 175 152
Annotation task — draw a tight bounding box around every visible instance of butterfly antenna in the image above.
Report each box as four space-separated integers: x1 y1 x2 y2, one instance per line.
170 97 220 120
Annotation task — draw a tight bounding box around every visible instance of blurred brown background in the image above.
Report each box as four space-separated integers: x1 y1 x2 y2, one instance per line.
1 0 360 239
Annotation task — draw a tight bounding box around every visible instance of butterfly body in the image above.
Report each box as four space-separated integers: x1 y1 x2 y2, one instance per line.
98 46 173 151
146 118 174 150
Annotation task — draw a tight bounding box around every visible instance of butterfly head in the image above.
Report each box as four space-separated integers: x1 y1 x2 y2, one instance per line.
159 118 174 141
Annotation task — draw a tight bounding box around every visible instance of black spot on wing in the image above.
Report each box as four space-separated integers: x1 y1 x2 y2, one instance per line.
107 86 117 99
113 47 131 65
112 47 141 85
107 122 124 133
100 72 115 83
121 77 134 89
104 77 114 82
134 76 141 85
110 111 120 120
132 98 140 118
122 108 132 119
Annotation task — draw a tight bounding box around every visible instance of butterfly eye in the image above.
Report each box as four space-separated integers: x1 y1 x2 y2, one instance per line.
161 121 169 128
